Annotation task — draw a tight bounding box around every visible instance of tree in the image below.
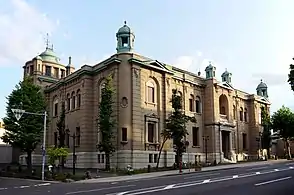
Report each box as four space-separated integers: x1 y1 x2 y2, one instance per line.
165 89 196 170
97 75 116 171
260 107 272 158
56 102 66 168
288 61 294 91
156 128 172 169
1 76 47 172
271 106 294 159
47 146 69 173
56 102 66 148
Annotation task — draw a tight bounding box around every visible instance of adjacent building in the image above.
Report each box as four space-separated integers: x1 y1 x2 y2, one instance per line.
20 22 271 169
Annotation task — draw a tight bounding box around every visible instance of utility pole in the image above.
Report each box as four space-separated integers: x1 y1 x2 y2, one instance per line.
203 136 209 163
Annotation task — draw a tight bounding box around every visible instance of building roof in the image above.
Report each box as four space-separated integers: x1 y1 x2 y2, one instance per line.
117 21 133 34
35 47 61 64
256 79 267 89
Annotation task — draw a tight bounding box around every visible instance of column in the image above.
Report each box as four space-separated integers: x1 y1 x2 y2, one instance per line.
219 129 223 162
155 122 159 143
145 122 148 143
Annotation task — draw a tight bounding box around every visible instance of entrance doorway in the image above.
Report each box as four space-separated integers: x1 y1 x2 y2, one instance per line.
222 131 230 159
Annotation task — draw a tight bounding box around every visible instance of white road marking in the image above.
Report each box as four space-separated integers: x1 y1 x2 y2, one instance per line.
247 166 269 171
19 186 30 188
65 185 135 195
202 179 210 183
289 167 293 169
0 188 8 190
274 169 279 171
233 175 238 178
256 172 261 174
34 183 51 187
255 176 292 186
111 182 118 184
163 185 175 189
184 173 220 179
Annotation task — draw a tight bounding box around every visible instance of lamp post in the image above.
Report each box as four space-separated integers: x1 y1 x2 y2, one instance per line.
11 108 47 181
203 136 209 163
66 130 80 176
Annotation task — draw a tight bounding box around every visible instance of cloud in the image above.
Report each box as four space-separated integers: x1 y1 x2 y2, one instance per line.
0 0 57 65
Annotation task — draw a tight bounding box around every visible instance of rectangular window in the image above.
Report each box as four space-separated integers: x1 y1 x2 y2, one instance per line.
240 111 243 121
54 67 59 78
148 123 155 143
147 87 155 103
189 99 193 112
154 154 158 163
77 94 81 107
54 103 58 116
242 133 247 150
45 66 51 76
149 154 153 163
61 70 65 78
76 127 80 146
196 100 200 113
192 127 199 146
122 128 127 142
54 132 58 147
67 97 71 111
72 96 76 109
101 154 105 163
244 111 247 122
97 154 101 163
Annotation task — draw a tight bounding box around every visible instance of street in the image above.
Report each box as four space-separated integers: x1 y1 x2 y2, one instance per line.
1 161 294 195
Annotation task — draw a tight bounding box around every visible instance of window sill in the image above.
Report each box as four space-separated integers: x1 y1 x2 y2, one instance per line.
145 101 157 106
145 142 160 146
192 146 200 148
121 141 128 145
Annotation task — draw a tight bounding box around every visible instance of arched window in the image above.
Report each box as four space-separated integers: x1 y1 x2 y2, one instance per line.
240 107 243 121
233 105 236 120
99 80 106 102
244 108 248 122
196 96 201 113
219 95 228 115
71 92 76 109
146 80 155 103
66 93 71 111
189 94 195 112
53 96 58 117
77 89 81 108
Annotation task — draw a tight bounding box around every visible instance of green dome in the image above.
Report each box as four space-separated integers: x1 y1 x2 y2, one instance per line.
39 48 60 64
117 21 132 34
221 69 231 77
256 80 267 89
34 55 42 60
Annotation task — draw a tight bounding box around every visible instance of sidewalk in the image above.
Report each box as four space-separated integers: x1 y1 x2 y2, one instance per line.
76 159 289 183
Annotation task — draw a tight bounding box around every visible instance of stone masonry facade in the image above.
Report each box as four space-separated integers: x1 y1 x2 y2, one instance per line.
19 22 271 170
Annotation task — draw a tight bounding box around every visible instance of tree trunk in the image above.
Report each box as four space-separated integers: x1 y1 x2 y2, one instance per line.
26 150 32 174
156 139 167 170
105 153 110 171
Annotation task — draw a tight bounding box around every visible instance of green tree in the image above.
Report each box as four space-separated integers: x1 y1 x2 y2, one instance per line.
271 106 294 159
47 146 69 172
156 128 172 169
56 102 66 168
97 75 116 171
260 107 272 158
166 89 196 170
1 76 47 172
288 61 294 91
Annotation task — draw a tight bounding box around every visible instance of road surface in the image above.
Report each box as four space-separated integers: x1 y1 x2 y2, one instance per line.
1 161 294 195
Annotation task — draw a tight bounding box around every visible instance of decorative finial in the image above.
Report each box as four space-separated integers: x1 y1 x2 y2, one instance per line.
260 79 263 82
68 56 72 65
225 68 227 71
124 21 127 25
209 61 212 65
45 33 49 49
51 44 54 50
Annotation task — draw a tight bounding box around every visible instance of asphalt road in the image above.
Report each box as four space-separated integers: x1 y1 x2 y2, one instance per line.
1 161 294 195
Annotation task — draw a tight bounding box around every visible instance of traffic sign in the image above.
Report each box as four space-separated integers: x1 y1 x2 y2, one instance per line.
11 109 25 121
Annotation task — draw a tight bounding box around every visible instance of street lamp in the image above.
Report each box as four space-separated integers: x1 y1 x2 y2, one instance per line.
203 135 209 163
66 129 80 175
11 108 47 181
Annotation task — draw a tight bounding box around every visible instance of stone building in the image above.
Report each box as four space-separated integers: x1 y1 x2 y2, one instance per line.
20 22 270 169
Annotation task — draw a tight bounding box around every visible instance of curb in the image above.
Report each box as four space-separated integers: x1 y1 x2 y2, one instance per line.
0 176 61 183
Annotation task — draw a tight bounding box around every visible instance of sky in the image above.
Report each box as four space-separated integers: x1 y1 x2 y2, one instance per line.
0 0 294 119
